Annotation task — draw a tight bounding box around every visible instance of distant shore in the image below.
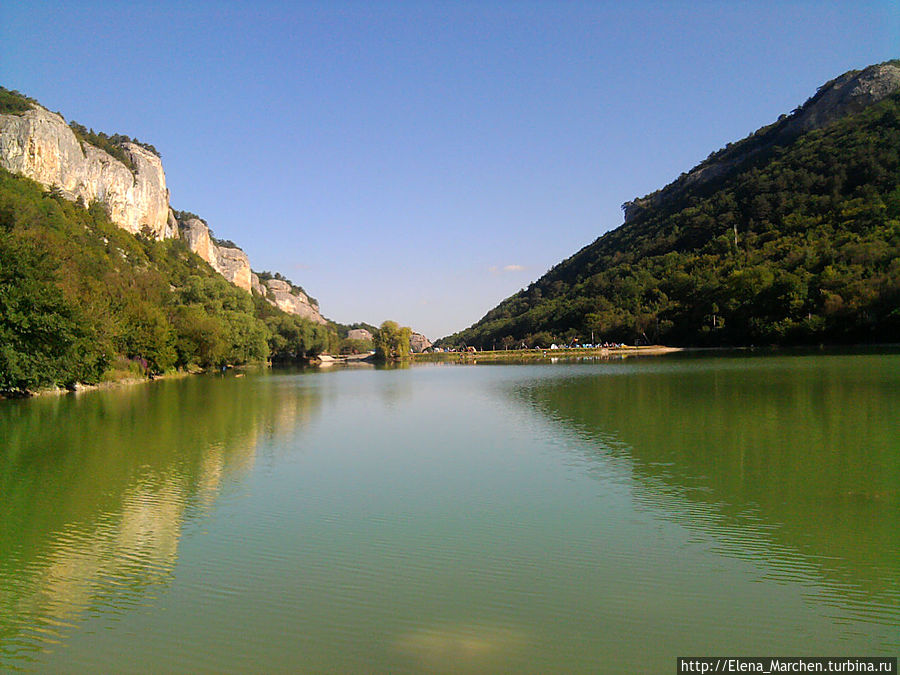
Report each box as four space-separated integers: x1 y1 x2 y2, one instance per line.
412 345 683 363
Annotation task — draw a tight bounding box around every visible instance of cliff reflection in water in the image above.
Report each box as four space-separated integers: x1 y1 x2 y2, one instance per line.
514 354 900 623
0 372 321 663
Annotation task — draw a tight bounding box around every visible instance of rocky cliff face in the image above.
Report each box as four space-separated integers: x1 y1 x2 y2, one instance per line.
263 279 327 324
215 246 252 293
250 273 266 297
623 62 900 222
178 217 252 292
0 106 170 238
783 62 900 135
409 332 432 353
178 217 326 322
2 96 329 323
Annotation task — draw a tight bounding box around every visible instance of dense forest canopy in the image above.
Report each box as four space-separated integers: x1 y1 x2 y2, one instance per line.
0 168 335 395
441 90 900 349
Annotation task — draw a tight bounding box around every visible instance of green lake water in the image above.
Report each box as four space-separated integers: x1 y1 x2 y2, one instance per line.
1 353 898 673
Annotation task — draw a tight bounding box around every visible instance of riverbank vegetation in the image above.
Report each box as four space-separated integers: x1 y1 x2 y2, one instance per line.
0 168 334 395
443 91 900 349
372 321 411 362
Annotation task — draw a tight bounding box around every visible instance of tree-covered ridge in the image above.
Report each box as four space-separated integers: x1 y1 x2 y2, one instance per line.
442 92 900 349
0 87 37 115
623 60 900 223
0 168 334 395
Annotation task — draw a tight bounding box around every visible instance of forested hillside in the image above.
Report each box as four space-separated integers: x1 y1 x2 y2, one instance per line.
0 169 335 395
442 84 900 349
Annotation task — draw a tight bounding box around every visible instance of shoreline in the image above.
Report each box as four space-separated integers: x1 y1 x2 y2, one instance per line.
4 369 197 400
412 345 684 363
5 343 898 399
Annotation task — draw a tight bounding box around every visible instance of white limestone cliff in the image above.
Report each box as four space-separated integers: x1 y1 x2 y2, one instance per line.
262 279 327 324
178 217 252 292
1 98 328 323
0 106 170 238
178 217 326 323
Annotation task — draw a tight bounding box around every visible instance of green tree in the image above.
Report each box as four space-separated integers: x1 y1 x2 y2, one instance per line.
0 233 107 392
373 320 412 361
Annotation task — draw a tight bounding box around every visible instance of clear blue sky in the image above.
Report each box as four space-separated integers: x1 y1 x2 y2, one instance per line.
2 1 897 339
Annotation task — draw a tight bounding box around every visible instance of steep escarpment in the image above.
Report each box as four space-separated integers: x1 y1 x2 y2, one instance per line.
176 215 327 323
0 89 327 323
442 61 900 349
0 105 171 238
260 278 327 325
177 217 252 292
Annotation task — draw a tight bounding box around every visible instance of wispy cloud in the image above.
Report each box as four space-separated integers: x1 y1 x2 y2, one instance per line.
489 264 527 275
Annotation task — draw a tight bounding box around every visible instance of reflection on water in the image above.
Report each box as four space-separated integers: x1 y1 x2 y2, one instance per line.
396 622 527 673
0 371 321 665
514 353 900 629
1 355 898 673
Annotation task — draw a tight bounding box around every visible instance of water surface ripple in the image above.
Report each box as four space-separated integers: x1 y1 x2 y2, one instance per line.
1 354 897 673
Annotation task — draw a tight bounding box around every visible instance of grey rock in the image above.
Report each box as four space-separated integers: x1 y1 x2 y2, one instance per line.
410 332 432 353
215 246 252 293
264 279 327 324
347 328 373 341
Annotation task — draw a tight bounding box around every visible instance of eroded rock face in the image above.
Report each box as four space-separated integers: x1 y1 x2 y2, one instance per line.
250 273 266 297
347 328 372 341
410 332 432 353
2 101 328 321
179 218 214 262
264 279 327 324
785 63 900 135
0 106 170 238
215 246 252 292
178 218 252 292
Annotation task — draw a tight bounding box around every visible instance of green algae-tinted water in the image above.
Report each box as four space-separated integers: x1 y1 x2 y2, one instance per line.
1 353 897 673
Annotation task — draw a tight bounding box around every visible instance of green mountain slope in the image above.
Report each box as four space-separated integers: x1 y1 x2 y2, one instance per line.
0 168 334 395
442 69 900 349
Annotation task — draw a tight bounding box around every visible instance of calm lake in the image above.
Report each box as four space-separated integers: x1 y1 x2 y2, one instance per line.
1 353 898 673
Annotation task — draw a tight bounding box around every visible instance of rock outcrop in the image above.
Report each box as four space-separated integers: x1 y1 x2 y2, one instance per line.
263 279 327 324
178 217 252 292
347 328 373 342
783 62 900 136
1 96 329 322
0 105 170 238
179 217 215 262
410 332 432 353
250 273 266 298
623 62 900 222
214 246 252 292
